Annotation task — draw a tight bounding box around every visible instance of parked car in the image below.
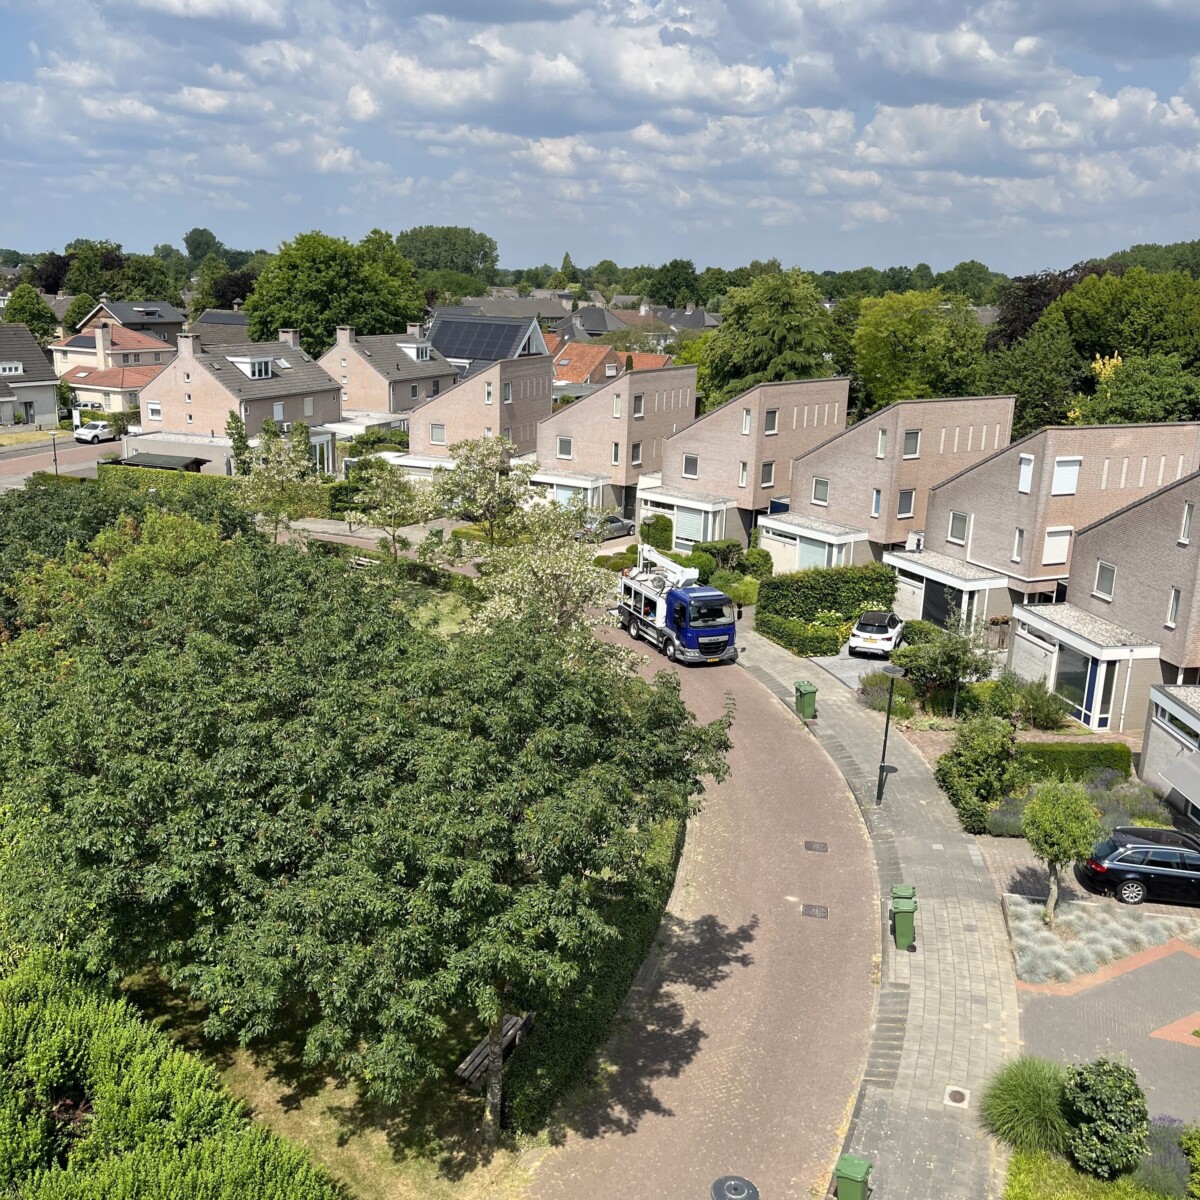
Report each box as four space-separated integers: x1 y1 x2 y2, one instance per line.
848 611 905 657
576 513 637 542
74 420 117 445
1077 827 1200 905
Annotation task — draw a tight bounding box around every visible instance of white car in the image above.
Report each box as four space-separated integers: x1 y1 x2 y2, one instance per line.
74 420 118 444
848 610 905 657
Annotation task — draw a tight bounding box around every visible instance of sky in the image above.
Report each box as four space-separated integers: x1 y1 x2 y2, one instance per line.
2 0 1200 275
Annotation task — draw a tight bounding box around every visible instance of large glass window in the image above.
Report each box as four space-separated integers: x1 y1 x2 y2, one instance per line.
1094 561 1116 600
682 453 699 478
1054 644 1090 714
897 489 915 518
812 477 829 505
1018 454 1034 493
764 408 779 435
903 429 921 458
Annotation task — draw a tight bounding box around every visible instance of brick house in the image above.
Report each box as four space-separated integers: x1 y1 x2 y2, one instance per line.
889 422 1200 628
426 313 549 378
533 365 699 513
51 321 175 377
551 343 623 399
755 395 1016 585
78 298 187 347
1140 683 1200 827
317 326 458 420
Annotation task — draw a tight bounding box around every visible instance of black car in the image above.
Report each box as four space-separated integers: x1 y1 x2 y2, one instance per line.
1077 826 1200 905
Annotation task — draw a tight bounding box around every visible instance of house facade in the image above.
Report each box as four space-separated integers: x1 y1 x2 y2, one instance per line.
425 313 549 378
0 323 58 426
317 326 458 419
1139 684 1200 827
51 321 175 377
78 299 186 346
551 343 623 398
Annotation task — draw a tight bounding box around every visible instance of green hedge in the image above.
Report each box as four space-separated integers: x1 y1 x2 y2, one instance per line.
640 514 673 552
758 561 896 621
754 611 847 657
0 953 339 1199
901 618 939 645
691 539 745 570
1016 742 1133 780
505 819 683 1133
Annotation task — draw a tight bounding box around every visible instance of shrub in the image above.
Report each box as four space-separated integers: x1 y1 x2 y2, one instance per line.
730 576 759 607
1018 678 1070 730
935 716 1027 833
709 568 743 597
743 547 774 579
691 539 745 570
1064 1058 1149 1179
859 669 917 713
1130 1117 1190 1198
755 612 845 657
980 1056 1070 1155
640 514 673 552
1083 771 1175 828
680 550 716 583
985 669 1024 719
901 618 938 645
1180 1124 1200 1199
986 795 1028 837
1004 1150 1167 1200
1016 742 1133 781
757 561 896 621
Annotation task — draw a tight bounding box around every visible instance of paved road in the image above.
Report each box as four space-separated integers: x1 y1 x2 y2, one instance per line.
528 628 877 1200
0 438 112 490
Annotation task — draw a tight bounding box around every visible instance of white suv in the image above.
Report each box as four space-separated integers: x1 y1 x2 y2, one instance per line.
848 611 905 657
74 420 118 444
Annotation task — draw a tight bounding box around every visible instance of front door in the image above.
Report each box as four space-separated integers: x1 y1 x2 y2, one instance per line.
21 402 35 424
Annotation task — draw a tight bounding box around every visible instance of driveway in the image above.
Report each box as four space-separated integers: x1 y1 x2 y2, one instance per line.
809 644 894 692
527 627 877 1200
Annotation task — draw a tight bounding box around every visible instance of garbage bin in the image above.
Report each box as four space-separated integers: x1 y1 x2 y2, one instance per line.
794 680 818 720
833 1153 872 1200
893 897 918 951
890 884 916 901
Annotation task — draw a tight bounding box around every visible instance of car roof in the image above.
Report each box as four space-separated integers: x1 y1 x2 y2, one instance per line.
858 610 894 623
1112 826 1200 852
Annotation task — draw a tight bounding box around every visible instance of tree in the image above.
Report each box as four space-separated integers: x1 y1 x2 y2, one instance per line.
183 226 223 264
224 411 251 476
62 239 126 298
703 270 834 405
589 259 621 289
344 460 420 555
853 289 985 410
61 292 96 335
933 259 1007 304
892 610 992 717
669 331 712 397
420 269 488 305
988 261 1108 350
982 309 1084 435
238 420 325 541
1021 780 1101 926
428 436 536 548
647 259 700 307
2 283 57 346
29 251 70 295
1069 352 1200 425
153 242 186 264
393 225 499 283
244 232 424 356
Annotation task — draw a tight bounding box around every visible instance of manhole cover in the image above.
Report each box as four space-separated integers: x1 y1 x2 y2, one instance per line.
802 904 829 919
944 1085 971 1108
712 1178 760 1200
804 840 828 853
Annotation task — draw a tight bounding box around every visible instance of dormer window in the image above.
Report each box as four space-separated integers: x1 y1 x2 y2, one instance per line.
0 361 22 375
417 344 429 362
250 359 272 379
399 341 432 363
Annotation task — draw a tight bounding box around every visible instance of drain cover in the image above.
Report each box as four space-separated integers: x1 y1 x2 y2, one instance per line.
944 1085 971 1108
712 1178 760 1200
804 840 828 853
802 904 829 919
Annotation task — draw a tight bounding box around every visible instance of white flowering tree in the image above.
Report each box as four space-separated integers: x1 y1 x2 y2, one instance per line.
430 436 536 549
238 420 326 543
344 459 423 557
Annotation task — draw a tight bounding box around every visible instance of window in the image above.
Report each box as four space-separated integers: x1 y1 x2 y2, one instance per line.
250 359 272 379
897 489 915 518
503 426 512 439
0 362 20 375
738 461 747 488
503 381 512 403
1093 561 1116 600
340 358 347 367
682 453 699 479
947 511 969 544
416 344 429 362
1153 702 1200 748
1041 527 1072 565
485 382 493 404
484 426 493 437
1182 502 1194 544
146 402 162 421
1051 456 1082 495
186 412 193 424
633 393 644 418
341 376 347 385
122 354 130 365
272 401 284 422
184 393 191 404
132 354 141 364
429 423 446 445
742 407 751 435
1167 587 1181 628
903 429 921 458
153 352 161 363
632 441 642 466
431 379 440 396
761 460 775 488
876 428 887 458
812 477 829 505
605 362 618 377
303 396 314 417
1012 528 1024 562
764 408 779 435
871 488 881 518
556 435 573 459
1018 453 1034 493
613 393 622 418
611 442 620 465
411 384 418 399
183 371 190 382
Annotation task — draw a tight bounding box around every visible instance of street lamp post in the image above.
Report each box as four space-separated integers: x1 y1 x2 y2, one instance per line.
49 432 58 476
875 663 906 807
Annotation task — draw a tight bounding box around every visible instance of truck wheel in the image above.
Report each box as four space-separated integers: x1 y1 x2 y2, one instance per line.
664 639 677 662
628 620 639 641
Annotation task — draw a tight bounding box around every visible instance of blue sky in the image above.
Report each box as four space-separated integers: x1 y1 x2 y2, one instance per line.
2 0 1199 274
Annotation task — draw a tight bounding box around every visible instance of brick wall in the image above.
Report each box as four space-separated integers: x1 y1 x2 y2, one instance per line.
317 329 458 415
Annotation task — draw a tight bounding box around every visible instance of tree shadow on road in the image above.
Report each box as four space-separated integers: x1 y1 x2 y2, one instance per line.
548 910 757 1142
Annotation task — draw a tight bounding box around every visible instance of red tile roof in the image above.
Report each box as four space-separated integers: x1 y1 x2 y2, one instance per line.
627 352 672 370
543 332 564 356
553 342 620 384
62 364 167 391
51 325 173 352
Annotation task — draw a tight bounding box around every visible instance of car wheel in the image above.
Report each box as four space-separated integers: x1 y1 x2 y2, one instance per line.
664 639 677 662
90 435 100 444
847 646 857 657
625 522 636 536
1117 879 1147 905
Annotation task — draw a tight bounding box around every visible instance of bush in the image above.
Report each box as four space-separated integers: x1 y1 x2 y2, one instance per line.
691 539 745 570
1019 678 1071 730
1083 771 1174 828
506 819 682 1132
981 1056 1070 1155
1016 742 1133 781
730 576 759 607
986 794 1029 837
935 716 1027 833
757 561 896 621
640 514 673 552
1180 1124 1200 1199
900 618 938 645
1005 1150 1168 1200
1064 1058 1149 1179
743 547 774 579
709 568 743 597
859 669 917 713
681 550 716 583
755 612 846 657
1130 1117 1190 1199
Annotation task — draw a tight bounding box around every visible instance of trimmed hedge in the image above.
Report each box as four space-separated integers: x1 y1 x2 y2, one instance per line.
901 618 939 645
1016 742 1133 781
0 953 339 1199
758 561 896 621
755 611 846 657
691 539 745 570
506 819 683 1133
640 514 673 552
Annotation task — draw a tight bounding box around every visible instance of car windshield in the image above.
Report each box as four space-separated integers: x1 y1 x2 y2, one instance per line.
82 422 103 430
857 619 891 634
1092 838 1118 860
690 600 733 627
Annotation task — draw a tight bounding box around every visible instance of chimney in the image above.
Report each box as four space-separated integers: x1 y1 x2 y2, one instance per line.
232 298 243 312
336 326 355 346
278 329 302 349
95 321 112 369
177 333 199 358
406 322 422 337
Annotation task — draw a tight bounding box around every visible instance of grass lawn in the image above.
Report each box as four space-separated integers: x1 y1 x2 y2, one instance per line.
389 576 469 636
1005 1151 1168 1200
0 428 53 446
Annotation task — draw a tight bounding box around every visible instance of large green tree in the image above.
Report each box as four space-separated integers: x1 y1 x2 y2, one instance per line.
1068 352 1200 426
62 240 127 298
393 225 499 283
61 292 97 335
702 269 834 406
429 436 536 548
183 226 223 264
982 309 1084 435
932 259 1008 304
646 258 700 307
2 283 57 346
244 232 424 356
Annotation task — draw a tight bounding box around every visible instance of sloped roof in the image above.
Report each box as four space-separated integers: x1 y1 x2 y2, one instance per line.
62 363 167 391
426 313 539 368
0 323 56 383
192 309 249 328
86 299 186 326
544 333 564 356
553 306 628 335
344 334 456 383
52 325 171 352
458 297 568 321
627 351 672 370
553 343 617 383
609 309 670 329
190 338 338 400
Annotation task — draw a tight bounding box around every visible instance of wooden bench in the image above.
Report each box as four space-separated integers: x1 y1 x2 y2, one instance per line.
454 1014 534 1090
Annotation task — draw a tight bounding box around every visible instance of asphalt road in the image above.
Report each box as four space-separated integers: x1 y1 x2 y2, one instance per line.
528 626 878 1200
0 437 113 491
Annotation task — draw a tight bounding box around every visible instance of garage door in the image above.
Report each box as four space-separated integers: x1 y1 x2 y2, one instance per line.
1011 628 1054 682
760 531 797 574
893 573 924 621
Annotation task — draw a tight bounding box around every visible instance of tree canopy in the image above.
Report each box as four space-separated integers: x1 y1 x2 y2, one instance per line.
1068 352 1200 426
393 225 499 283
2 283 57 346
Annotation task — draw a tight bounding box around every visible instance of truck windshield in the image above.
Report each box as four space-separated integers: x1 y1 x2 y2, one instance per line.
689 599 733 627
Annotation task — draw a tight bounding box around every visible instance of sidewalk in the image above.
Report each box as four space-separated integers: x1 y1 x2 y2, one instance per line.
737 629 1022 1200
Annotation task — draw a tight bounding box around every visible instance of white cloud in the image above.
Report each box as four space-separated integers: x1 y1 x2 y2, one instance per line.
80 96 159 122
346 84 377 120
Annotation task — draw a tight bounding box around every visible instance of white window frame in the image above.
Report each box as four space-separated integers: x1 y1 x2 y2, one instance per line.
485 382 493 405
897 489 915 518
1051 456 1082 496
738 461 747 488
429 422 446 445
871 488 881 518
1041 526 1072 566
633 393 644 418
146 401 162 421
812 477 830 506
742 407 751 435
272 401 285 422
682 453 699 479
764 408 779 436
631 441 642 466
947 511 968 545
1167 587 1181 628
1012 527 1024 562
1093 560 1116 601
876 428 887 458
903 429 921 459
184 392 191 404
503 381 512 403
186 412 193 424
1018 453 1034 493
411 383 418 399
605 362 618 378
761 460 775 488
556 435 573 460
611 442 620 465
250 359 272 380
613 393 622 418
1181 502 1193 545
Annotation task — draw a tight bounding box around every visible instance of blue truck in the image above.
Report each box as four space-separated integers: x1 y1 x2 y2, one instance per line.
617 545 739 664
